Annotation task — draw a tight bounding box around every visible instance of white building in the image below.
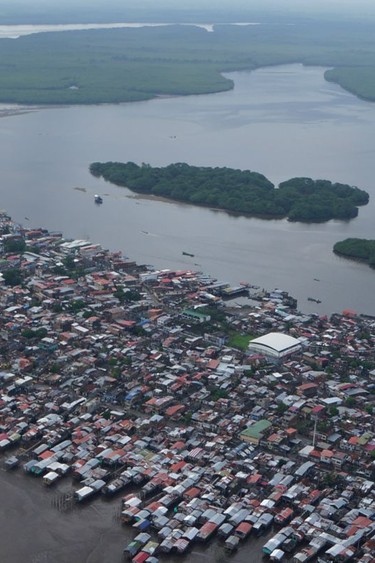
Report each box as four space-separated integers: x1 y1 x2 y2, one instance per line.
248 332 302 359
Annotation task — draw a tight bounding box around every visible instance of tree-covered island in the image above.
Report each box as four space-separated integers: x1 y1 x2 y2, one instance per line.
333 238 375 269
89 161 369 223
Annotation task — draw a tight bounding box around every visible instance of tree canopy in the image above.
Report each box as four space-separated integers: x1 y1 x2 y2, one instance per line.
3 23 375 104
333 238 375 269
2 268 23 286
90 161 369 223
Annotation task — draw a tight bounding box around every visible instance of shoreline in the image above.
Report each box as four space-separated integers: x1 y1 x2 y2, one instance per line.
0 22 266 40
0 60 372 108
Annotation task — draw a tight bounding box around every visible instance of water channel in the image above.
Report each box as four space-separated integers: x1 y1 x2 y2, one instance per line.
1 64 375 315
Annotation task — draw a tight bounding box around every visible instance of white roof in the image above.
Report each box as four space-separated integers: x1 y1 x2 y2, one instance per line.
249 332 301 353
44 471 59 480
270 549 285 561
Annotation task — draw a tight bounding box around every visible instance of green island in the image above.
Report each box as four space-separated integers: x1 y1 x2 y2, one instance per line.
333 238 375 269
89 161 369 223
2 20 375 104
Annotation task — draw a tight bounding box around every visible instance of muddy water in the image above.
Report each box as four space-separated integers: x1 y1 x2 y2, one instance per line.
0 467 270 563
1 65 375 315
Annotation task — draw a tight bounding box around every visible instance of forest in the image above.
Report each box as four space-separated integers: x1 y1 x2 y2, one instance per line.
90 161 369 223
333 238 375 269
2 21 375 104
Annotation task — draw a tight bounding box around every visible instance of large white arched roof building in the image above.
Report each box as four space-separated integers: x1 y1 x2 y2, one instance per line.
248 332 302 359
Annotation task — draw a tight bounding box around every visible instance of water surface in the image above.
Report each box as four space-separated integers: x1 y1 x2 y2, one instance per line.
1 64 375 315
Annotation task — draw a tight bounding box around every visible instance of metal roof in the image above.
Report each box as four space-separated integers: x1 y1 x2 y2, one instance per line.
249 332 301 353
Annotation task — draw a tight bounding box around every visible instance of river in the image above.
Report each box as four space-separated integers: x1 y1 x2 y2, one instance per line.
1 64 375 316
0 63 375 562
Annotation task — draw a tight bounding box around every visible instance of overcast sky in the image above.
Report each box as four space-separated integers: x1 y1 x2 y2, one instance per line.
3 0 375 22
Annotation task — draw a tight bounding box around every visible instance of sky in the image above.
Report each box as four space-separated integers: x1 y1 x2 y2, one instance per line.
2 0 375 23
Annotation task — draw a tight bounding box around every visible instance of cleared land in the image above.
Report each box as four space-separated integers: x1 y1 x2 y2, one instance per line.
1 22 375 103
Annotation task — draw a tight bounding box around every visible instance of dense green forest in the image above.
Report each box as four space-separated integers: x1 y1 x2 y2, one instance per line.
2 21 375 104
90 161 369 223
333 239 375 269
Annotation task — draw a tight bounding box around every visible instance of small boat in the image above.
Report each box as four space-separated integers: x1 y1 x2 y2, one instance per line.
182 251 194 257
94 195 103 204
307 297 321 304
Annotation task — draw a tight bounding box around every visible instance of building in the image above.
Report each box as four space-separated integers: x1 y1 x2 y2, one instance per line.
240 419 272 445
248 332 302 360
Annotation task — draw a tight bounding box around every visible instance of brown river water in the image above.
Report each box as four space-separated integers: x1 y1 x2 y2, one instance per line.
1 65 375 316
0 63 375 560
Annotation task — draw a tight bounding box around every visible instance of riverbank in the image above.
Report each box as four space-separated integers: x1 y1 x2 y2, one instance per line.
0 104 39 118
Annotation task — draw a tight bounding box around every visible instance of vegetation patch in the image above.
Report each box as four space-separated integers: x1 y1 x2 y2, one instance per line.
333 238 375 269
227 332 253 350
2 23 375 103
90 161 369 223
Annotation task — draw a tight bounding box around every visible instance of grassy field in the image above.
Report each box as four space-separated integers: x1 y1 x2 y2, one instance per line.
1 22 375 104
227 333 254 351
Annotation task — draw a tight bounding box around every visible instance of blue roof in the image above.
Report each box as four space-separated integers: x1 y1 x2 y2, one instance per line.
125 389 141 400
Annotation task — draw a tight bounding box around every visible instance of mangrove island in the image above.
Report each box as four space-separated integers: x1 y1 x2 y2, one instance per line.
334 238 375 269
89 161 369 223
